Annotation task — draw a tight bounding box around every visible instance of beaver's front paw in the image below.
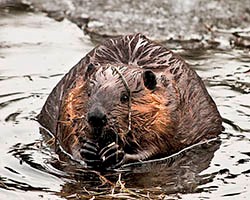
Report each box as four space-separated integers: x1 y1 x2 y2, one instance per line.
99 142 125 169
79 138 101 168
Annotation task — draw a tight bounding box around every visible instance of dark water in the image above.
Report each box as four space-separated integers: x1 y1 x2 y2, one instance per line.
0 11 250 199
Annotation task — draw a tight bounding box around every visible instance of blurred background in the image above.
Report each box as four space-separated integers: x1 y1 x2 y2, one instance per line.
1 0 250 48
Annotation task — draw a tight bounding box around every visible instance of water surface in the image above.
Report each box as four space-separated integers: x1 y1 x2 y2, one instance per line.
0 11 250 199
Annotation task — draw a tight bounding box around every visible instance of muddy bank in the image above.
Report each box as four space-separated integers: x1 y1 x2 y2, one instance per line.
1 0 250 49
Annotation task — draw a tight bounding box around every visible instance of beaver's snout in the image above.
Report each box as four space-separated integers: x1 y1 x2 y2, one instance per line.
87 106 107 128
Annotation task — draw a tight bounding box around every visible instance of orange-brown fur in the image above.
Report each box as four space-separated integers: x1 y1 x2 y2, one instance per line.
57 76 88 157
130 90 178 153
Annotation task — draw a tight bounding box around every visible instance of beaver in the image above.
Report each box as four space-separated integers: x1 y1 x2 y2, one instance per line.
38 33 223 169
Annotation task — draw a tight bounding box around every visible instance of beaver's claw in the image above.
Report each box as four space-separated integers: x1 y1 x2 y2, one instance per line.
79 138 124 169
99 142 125 169
79 139 101 168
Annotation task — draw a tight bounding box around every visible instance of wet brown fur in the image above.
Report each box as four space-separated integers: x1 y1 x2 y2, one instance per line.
38 33 223 164
57 76 88 158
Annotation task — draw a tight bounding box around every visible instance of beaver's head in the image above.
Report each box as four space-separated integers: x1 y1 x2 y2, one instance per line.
84 64 177 156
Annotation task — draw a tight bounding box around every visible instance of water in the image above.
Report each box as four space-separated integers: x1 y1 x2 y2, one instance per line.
0 10 250 200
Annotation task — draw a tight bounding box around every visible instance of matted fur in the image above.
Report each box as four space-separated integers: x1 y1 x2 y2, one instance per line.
38 33 222 164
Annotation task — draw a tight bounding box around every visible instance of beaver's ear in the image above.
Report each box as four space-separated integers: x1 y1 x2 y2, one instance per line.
85 63 95 80
143 70 157 90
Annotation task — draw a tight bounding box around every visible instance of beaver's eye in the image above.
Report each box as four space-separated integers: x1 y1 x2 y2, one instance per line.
120 92 129 103
87 86 92 97
87 90 91 97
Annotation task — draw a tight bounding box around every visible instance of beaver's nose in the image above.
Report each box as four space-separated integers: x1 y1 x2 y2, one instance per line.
87 107 107 128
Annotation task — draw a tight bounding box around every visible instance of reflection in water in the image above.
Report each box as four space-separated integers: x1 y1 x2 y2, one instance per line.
0 9 250 200
38 126 221 198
